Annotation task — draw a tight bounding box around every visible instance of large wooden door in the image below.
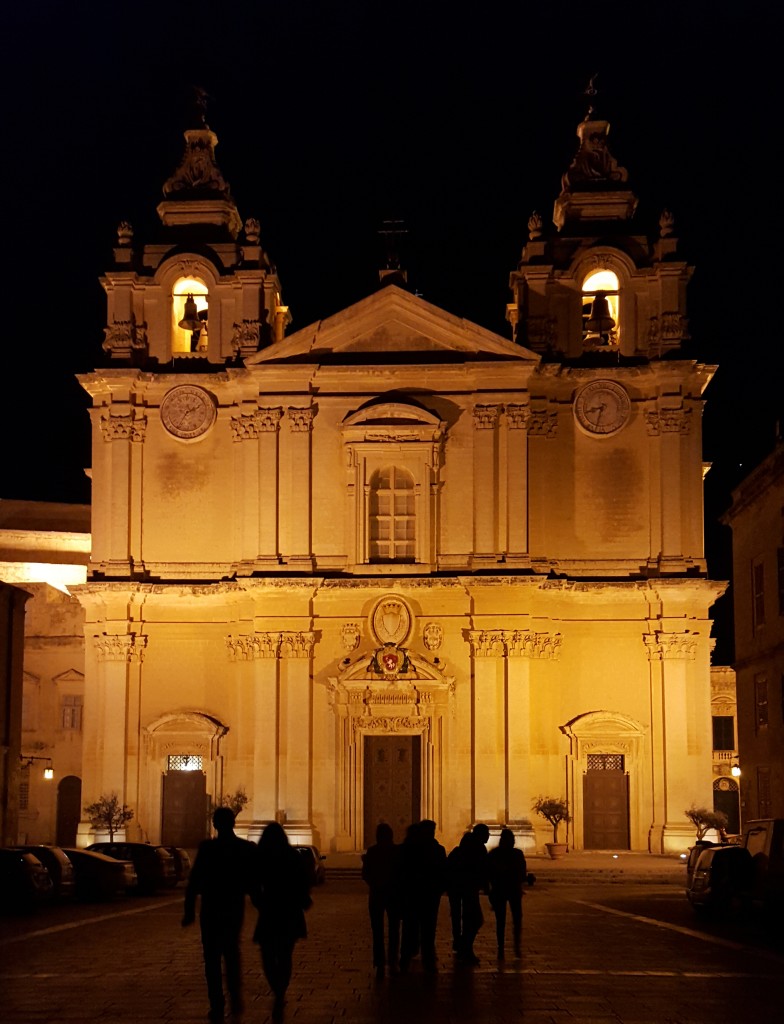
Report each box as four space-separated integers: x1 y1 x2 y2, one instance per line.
161 771 208 847
56 775 82 846
364 735 420 846
583 755 630 849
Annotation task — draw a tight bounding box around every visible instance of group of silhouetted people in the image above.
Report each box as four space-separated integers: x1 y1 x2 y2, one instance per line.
362 819 529 977
183 808 312 1022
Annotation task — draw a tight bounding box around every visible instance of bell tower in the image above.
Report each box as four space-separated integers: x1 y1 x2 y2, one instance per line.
507 96 691 362
100 94 289 368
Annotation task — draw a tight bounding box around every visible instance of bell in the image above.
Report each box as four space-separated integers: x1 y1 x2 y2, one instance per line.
585 291 615 341
178 294 202 332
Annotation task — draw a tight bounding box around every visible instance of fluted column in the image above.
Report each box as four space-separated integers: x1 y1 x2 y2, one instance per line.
645 629 701 854
468 630 506 823
472 405 500 563
78 633 147 843
505 404 529 558
286 408 314 568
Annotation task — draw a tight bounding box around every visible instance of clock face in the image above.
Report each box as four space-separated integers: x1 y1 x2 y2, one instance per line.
574 380 631 436
160 385 217 440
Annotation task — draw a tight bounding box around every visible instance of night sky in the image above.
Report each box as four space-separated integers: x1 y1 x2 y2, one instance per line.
4 2 783 659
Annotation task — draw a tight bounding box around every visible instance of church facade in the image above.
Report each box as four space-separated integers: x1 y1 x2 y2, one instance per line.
73 109 724 855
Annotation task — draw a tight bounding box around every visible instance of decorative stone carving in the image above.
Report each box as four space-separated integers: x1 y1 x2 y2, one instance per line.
644 631 699 661
468 629 562 659
524 316 556 350
288 407 315 432
648 312 689 350
230 413 258 442
163 128 231 198
99 411 147 443
527 410 558 438
370 644 412 680
370 596 413 647
505 404 530 430
561 119 628 191
93 633 147 663
257 408 283 432
527 211 543 240
226 632 317 660
116 221 133 246
244 218 261 243
658 209 675 237
102 319 148 356
280 632 316 658
231 319 262 357
423 622 443 651
472 405 501 430
340 623 362 651
644 408 692 435
357 715 424 733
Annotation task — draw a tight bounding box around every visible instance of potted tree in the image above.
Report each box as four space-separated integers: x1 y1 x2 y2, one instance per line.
533 796 571 858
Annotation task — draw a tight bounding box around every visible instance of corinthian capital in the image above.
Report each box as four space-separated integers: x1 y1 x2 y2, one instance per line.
93 633 147 663
472 405 501 430
644 630 699 660
288 407 315 432
99 411 147 443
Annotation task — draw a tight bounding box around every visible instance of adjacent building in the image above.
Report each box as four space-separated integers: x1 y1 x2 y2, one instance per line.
723 441 784 821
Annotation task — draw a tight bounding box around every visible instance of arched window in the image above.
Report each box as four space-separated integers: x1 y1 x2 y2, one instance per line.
369 466 415 562
172 276 209 354
582 269 619 348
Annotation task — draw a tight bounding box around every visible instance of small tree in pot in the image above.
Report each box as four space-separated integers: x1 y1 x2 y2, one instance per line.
533 796 571 857
83 792 134 841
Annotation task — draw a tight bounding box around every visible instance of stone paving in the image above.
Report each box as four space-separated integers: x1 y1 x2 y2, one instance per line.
2 855 781 1024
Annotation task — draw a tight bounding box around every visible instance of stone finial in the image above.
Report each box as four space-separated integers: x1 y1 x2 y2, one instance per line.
561 119 628 191
162 128 231 199
659 209 675 237
244 217 260 244
117 221 133 246
527 211 543 240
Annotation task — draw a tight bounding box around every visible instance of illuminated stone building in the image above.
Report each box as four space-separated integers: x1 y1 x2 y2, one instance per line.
70 107 724 856
723 441 784 821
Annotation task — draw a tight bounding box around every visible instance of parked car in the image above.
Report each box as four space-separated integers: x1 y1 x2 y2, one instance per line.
64 847 137 900
0 849 53 913
87 842 177 894
162 846 192 884
686 844 754 913
293 844 326 886
15 845 75 901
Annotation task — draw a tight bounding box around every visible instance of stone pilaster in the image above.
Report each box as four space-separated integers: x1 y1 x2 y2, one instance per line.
505 404 530 559
472 405 500 563
286 407 314 568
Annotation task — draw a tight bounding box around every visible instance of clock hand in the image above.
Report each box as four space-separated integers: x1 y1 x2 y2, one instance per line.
586 402 606 422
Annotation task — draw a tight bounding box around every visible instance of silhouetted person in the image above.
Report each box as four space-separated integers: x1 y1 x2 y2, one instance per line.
253 821 312 1020
447 822 489 964
182 806 257 1023
399 819 446 973
488 828 526 959
361 822 401 978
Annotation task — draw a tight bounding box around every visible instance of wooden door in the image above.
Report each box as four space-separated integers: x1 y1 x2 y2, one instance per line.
583 757 630 849
161 771 208 847
364 735 420 846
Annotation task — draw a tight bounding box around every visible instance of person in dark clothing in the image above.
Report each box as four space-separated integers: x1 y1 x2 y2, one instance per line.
253 821 312 1020
361 822 401 978
488 827 527 959
182 806 258 1023
399 819 446 973
447 822 489 965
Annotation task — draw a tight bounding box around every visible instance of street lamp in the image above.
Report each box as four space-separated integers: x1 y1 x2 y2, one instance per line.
20 754 54 779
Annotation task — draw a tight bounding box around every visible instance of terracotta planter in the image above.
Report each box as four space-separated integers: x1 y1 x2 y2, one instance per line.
545 842 567 859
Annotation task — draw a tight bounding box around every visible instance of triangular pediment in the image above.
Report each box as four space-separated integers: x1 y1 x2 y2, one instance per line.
246 285 538 364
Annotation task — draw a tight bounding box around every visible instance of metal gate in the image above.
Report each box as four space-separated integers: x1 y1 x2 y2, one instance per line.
583 754 630 849
364 735 421 846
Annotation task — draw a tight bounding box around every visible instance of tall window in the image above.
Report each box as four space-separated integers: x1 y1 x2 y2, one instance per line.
777 546 784 616
19 765 30 811
752 560 765 631
61 694 83 731
755 675 769 732
369 467 415 562
757 766 772 818
582 269 620 348
712 715 735 751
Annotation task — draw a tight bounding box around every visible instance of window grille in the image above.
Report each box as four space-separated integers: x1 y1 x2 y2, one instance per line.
587 754 624 771
752 560 765 631
168 754 203 772
755 676 769 732
19 766 30 810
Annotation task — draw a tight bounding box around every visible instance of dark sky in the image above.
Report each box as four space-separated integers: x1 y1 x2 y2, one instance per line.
3 2 783 656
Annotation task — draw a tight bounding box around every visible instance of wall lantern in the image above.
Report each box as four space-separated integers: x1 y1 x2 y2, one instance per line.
731 761 741 778
20 754 54 779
